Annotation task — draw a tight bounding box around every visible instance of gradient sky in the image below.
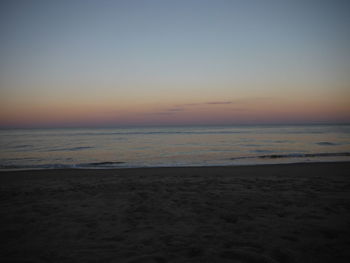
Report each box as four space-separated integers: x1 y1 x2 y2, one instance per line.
1 0 350 127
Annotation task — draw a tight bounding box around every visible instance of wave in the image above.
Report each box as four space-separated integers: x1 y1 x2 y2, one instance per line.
1 152 350 171
0 161 126 170
11 144 33 149
231 152 350 160
83 161 125 167
316 142 338 146
47 146 94 152
0 163 76 170
252 149 275 153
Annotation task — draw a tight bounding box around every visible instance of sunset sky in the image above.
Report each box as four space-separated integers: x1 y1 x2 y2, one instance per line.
1 0 350 127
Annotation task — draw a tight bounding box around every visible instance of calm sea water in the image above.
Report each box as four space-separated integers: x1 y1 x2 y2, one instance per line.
0 125 350 170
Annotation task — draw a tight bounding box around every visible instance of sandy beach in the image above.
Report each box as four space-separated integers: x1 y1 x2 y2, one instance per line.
1 162 350 263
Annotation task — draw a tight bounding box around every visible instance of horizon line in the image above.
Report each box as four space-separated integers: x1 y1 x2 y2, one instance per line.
1 122 350 130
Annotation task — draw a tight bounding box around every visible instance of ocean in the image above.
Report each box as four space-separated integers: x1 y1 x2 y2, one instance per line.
0 125 350 170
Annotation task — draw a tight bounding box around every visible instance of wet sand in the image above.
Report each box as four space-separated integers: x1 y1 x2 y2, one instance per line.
1 162 350 262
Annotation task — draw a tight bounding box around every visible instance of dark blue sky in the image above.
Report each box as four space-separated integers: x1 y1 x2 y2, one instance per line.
1 0 350 126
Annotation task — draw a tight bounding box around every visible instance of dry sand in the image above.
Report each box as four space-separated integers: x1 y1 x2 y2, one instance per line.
1 162 350 263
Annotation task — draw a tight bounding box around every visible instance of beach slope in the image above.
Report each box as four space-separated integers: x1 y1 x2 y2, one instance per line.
1 162 350 262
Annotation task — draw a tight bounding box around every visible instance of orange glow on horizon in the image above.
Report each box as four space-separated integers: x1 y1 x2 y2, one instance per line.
1 94 349 127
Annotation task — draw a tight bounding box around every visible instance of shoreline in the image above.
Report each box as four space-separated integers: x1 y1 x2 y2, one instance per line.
1 160 350 173
1 162 350 262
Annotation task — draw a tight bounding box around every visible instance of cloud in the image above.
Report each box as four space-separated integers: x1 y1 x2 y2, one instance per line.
205 101 233 105
150 112 175 115
146 98 269 116
145 107 185 116
180 101 235 107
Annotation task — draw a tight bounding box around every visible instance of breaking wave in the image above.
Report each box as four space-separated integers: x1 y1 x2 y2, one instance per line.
231 152 350 160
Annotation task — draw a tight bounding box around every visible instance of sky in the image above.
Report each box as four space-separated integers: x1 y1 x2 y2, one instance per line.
0 0 350 127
